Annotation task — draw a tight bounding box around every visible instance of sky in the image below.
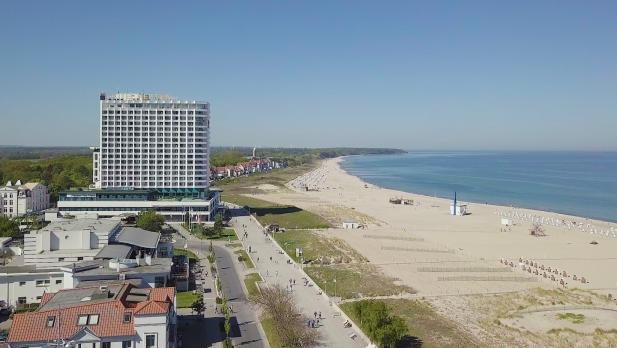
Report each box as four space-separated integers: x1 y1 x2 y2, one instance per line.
0 1 616 150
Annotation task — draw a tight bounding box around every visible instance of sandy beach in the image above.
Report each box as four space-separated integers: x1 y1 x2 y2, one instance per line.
252 157 617 297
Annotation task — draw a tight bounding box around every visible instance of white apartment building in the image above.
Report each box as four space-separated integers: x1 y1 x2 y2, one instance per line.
0 180 50 217
94 93 210 196
7 283 177 348
0 265 65 306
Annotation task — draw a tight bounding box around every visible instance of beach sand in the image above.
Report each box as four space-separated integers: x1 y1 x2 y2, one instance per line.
251 157 617 296
242 157 617 346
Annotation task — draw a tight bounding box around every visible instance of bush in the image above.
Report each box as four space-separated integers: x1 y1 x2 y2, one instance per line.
136 210 165 232
350 300 408 348
237 255 244 262
216 297 223 304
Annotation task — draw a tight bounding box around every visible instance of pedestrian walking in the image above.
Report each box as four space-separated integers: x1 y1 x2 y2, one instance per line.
314 311 317 319
319 312 322 319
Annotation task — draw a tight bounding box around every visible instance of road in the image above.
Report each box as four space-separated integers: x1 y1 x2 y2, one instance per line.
171 223 267 348
229 209 368 348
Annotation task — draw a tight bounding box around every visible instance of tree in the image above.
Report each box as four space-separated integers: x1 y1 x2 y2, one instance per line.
136 210 165 232
0 216 19 238
0 248 15 266
191 297 205 316
252 284 319 348
214 213 224 235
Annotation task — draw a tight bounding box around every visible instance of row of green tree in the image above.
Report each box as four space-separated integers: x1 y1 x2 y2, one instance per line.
350 300 409 348
0 155 92 202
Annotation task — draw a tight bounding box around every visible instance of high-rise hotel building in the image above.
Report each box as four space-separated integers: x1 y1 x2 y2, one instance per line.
93 93 210 196
58 93 219 222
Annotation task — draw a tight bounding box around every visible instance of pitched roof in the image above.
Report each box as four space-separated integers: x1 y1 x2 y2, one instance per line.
7 284 176 344
8 301 135 343
114 227 160 249
133 300 170 315
149 287 176 303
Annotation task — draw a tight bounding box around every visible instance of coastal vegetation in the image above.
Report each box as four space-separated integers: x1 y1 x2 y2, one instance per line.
273 229 367 263
344 300 409 348
341 299 480 348
224 194 330 229
305 264 413 300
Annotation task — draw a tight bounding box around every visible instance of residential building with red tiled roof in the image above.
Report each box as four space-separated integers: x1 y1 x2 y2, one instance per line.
7 282 177 348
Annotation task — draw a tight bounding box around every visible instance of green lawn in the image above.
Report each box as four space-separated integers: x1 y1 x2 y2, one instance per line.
176 291 201 308
223 194 330 229
185 224 239 241
234 249 255 269
273 229 366 263
305 264 414 300
260 318 282 348
244 273 263 298
174 248 199 261
341 299 481 348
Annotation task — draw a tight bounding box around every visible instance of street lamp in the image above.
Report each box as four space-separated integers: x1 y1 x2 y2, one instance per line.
333 278 337 298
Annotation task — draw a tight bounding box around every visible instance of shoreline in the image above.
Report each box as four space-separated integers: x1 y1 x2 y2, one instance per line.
336 155 617 226
272 157 617 294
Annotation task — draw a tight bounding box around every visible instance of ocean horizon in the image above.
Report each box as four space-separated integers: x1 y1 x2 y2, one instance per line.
341 151 617 223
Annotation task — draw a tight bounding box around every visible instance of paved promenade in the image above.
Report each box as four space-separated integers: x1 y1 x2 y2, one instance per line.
229 209 368 348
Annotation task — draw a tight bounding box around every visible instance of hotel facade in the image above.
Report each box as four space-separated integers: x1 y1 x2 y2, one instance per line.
58 93 219 222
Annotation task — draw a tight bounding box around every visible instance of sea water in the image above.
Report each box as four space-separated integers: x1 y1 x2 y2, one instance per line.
341 152 617 222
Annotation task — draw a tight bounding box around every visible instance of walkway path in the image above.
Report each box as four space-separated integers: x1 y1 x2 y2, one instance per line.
229 209 368 348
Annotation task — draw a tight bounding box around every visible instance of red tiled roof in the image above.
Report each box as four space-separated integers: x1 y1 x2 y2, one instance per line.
8 301 135 343
8 286 176 344
133 300 170 315
39 292 54 307
149 287 175 303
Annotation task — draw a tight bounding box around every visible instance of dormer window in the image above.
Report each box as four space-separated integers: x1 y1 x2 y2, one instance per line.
46 316 55 327
77 314 99 325
123 312 132 323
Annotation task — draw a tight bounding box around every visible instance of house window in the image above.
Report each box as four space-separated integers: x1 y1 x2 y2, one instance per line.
89 314 99 325
123 312 132 323
122 341 132 348
56 279 63 284
47 316 56 327
59 257 65 261
19 281 26 286
18 297 26 304
78 315 88 325
77 314 98 325
146 334 156 348
102 342 111 348
77 257 84 261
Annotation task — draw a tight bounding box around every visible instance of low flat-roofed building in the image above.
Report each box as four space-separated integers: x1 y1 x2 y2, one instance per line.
7 282 177 348
57 189 219 223
23 219 121 268
62 256 172 289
